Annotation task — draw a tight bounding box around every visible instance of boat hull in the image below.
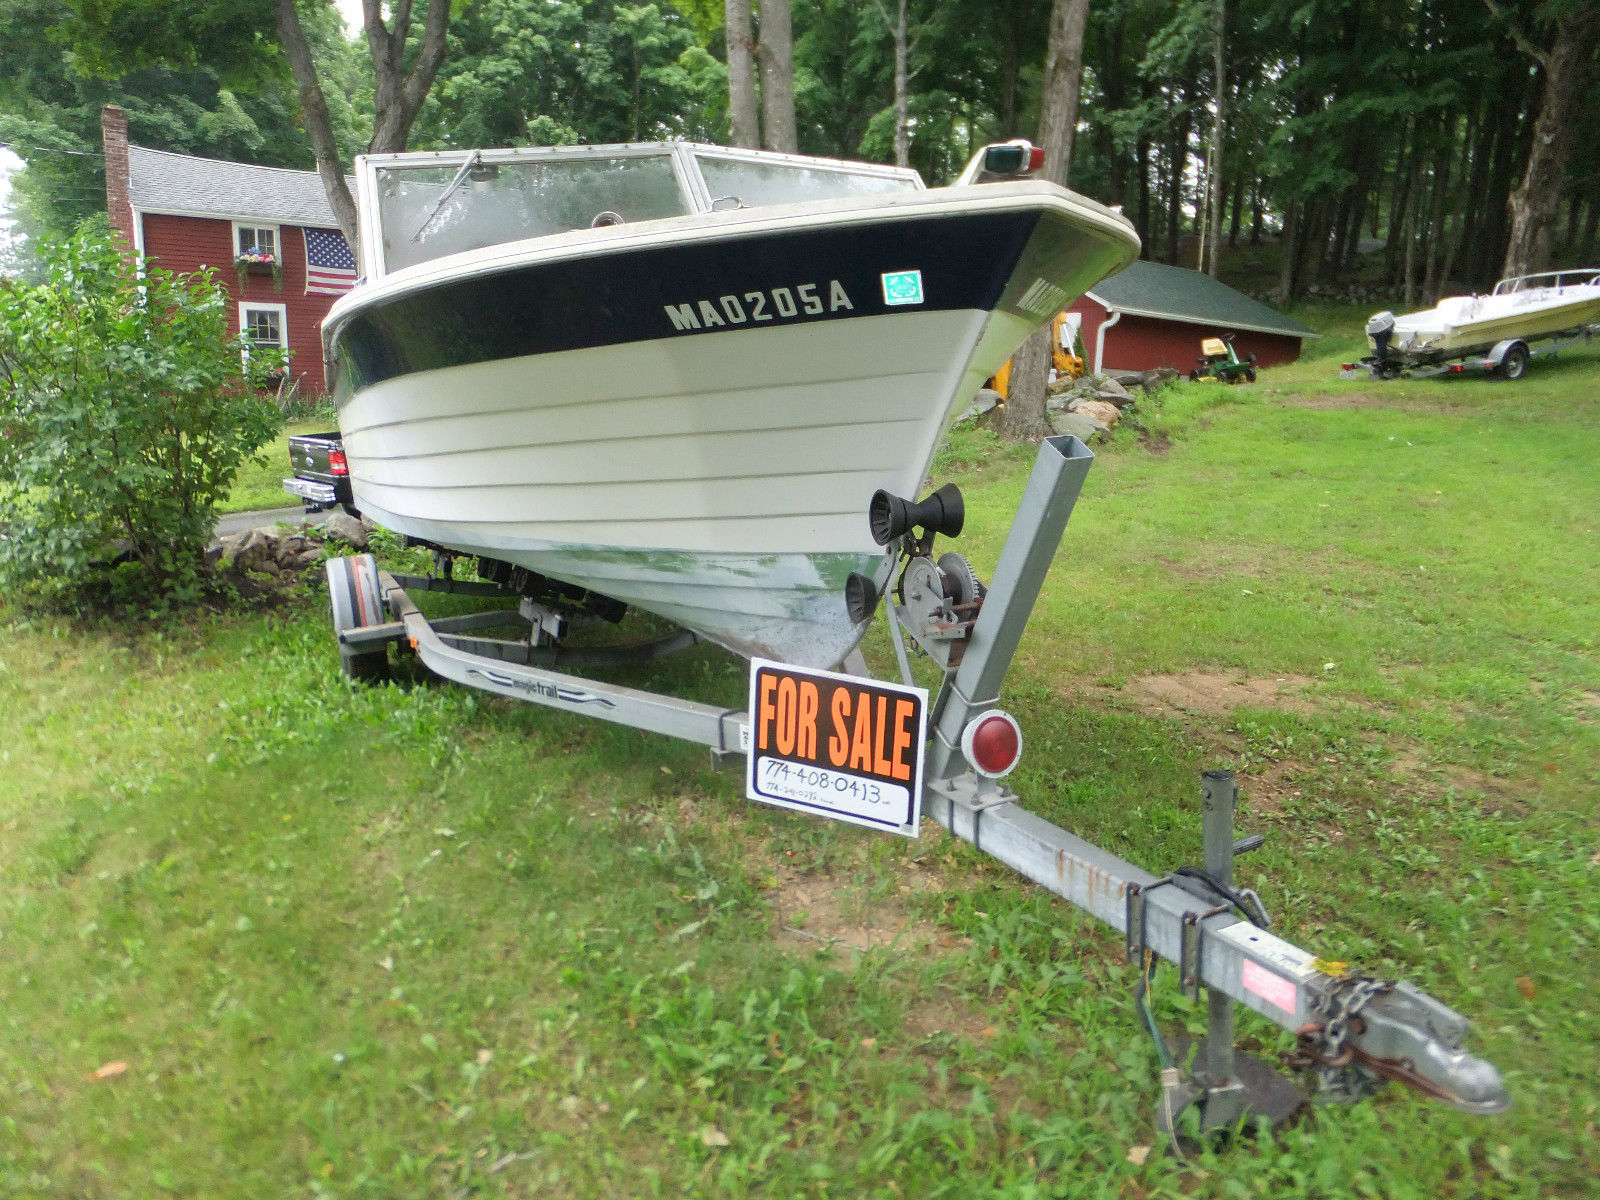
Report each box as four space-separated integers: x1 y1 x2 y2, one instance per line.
326 191 1137 666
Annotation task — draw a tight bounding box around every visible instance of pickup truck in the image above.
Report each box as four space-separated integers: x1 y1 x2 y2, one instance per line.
282 431 357 515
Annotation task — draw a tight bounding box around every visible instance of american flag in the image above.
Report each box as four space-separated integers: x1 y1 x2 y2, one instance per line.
303 227 357 295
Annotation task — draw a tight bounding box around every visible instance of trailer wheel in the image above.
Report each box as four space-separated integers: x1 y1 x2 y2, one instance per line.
1188 369 1201 382
1244 366 1257 383
1498 343 1530 381
326 553 389 682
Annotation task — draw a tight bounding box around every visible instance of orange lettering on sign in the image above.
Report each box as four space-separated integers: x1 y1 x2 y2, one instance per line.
797 681 819 760
775 676 797 756
827 687 851 766
891 698 915 780
849 696 874 771
757 673 778 752
872 695 892 775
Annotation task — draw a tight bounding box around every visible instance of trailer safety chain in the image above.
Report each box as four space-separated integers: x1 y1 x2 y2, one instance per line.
1290 974 1392 1104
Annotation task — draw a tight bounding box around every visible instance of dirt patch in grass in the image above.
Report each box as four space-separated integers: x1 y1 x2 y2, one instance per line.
771 860 956 955
1239 760 1305 817
1389 750 1525 817
1139 428 1173 455
902 992 997 1043
1120 672 1317 719
1575 690 1600 724
1276 391 1450 412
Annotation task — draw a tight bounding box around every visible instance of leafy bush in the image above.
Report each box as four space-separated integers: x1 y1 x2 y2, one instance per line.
0 232 282 608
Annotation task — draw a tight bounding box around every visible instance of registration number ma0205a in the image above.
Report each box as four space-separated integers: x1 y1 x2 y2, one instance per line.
664 280 855 332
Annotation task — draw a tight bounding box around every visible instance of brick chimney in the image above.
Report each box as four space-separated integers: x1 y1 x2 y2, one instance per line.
100 105 135 257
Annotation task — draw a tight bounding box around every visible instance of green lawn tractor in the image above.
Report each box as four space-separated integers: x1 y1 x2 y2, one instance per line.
1188 333 1257 384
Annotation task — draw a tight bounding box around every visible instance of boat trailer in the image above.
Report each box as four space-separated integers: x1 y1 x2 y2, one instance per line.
1340 321 1599 381
324 434 1509 1138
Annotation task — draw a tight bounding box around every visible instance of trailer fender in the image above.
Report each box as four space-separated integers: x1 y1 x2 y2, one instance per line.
1487 339 1531 380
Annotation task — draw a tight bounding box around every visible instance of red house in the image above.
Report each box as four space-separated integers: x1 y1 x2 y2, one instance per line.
1069 259 1317 375
101 106 356 395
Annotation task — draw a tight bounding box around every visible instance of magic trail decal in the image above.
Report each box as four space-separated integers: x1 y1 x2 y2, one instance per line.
464 666 617 709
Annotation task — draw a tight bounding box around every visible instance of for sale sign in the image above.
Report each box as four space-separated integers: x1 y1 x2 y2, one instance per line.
745 658 927 837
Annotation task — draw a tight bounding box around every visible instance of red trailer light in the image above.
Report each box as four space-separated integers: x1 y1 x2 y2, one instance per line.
1028 145 1046 172
1450 364 1463 373
960 710 1023 778
328 448 349 476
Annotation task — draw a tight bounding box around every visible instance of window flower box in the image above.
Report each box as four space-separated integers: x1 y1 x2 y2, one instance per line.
234 251 284 291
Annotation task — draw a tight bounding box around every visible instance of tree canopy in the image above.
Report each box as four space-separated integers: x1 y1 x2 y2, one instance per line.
0 0 1595 293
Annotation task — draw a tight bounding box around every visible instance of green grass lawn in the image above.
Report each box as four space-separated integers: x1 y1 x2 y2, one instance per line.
218 419 331 514
2 333 1597 1198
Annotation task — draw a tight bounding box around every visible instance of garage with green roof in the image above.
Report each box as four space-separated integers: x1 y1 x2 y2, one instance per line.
1068 258 1318 375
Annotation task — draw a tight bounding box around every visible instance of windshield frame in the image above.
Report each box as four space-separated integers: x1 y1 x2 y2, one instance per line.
354 142 924 280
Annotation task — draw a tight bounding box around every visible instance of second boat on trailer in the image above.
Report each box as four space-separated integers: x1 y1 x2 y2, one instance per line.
319 139 1138 669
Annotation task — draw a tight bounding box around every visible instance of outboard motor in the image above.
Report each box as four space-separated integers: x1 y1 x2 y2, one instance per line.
1366 310 1396 366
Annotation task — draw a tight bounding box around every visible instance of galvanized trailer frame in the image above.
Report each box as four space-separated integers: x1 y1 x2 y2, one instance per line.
326 434 1509 1133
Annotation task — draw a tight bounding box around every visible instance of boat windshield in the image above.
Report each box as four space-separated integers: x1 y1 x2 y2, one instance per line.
695 154 916 208
377 152 691 273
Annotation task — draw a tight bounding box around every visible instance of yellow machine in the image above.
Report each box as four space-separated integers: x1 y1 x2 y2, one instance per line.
987 311 1084 399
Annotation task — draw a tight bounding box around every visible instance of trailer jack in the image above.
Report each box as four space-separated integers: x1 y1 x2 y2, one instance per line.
323 434 1509 1138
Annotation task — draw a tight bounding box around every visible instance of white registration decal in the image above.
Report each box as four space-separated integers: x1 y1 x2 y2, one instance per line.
664 281 854 331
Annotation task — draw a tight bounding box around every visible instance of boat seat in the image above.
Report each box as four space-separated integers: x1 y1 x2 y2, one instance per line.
1436 296 1479 323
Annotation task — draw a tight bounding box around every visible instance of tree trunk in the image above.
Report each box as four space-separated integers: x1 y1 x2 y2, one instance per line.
1137 135 1152 247
1501 11 1598 277
1385 134 1412 285
1228 170 1243 246
273 0 448 259
274 0 359 251
1205 0 1226 277
1164 85 1192 265
1422 131 1453 301
755 0 797 153
1277 202 1299 303
362 0 452 154
1402 124 1423 307
996 0 1088 444
872 0 914 167
726 0 759 148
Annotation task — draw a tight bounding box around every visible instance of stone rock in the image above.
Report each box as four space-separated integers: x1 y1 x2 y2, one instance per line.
225 529 279 574
1094 388 1138 408
1050 411 1109 442
321 511 369 549
1095 376 1133 399
285 548 323 571
1072 398 1122 427
956 388 1002 423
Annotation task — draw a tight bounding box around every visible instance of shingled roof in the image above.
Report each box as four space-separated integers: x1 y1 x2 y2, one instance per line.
1087 258 1318 339
128 145 352 227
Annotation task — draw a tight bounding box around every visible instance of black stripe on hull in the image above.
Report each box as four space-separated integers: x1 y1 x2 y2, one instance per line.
331 210 1055 392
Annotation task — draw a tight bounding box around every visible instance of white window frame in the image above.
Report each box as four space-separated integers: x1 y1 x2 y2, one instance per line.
232 220 280 260
238 302 289 358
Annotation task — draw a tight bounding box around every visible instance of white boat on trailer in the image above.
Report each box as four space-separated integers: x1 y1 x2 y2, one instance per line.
1354 268 1600 380
319 140 1138 668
